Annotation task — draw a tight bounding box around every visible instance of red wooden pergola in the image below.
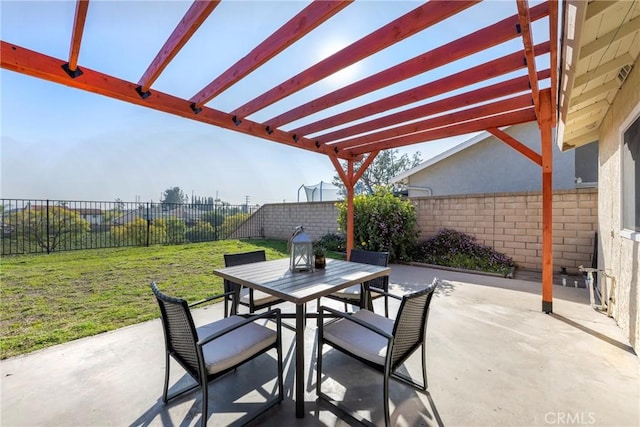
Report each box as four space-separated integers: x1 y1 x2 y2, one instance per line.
1 0 558 313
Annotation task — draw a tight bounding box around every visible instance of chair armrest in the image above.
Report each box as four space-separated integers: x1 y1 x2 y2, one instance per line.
366 287 402 301
319 305 392 340
197 308 281 347
189 290 235 308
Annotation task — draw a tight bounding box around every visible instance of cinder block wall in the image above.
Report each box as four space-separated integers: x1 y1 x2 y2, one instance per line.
229 201 339 241
235 189 597 273
412 188 598 272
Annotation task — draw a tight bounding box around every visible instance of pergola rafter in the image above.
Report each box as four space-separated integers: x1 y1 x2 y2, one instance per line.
292 42 551 141
267 1 550 129
349 108 538 155
231 0 479 119
137 1 221 95
63 0 89 77
189 0 352 110
332 94 534 151
315 69 551 144
1 0 559 332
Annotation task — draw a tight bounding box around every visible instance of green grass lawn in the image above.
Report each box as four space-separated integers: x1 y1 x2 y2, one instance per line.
0 239 289 359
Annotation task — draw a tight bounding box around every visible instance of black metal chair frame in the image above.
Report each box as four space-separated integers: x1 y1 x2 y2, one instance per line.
151 282 283 427
223 250 287 316
316 279 438 427
321 249 391 317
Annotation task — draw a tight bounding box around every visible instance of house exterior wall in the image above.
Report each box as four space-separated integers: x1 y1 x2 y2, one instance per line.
242 189 597 273
597 60 640 354
406 122 577 197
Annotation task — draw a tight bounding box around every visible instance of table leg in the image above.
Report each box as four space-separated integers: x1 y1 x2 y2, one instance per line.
295 304 305 418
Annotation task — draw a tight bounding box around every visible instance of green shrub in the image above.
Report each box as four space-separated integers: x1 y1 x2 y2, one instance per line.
314 232 346 252
185 221 216 242
412 228 515 275
336 187 418 262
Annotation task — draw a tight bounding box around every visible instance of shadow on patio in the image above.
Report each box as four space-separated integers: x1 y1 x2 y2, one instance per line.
1 265 638 426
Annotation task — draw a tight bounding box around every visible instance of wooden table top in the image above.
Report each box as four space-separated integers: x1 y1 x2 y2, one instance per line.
213 258 390 304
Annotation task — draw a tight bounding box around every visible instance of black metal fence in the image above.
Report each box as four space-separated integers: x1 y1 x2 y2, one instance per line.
0 199 264 255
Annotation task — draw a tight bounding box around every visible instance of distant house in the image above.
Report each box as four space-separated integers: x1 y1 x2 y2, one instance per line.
392 122 598 197
73 208 104 226
112 205 210 226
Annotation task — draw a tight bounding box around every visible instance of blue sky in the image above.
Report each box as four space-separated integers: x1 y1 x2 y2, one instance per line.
0 0 548 205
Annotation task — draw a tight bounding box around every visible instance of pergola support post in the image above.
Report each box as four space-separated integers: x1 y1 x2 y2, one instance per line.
540 88 554 313
328 152 380 260
346 160 355 259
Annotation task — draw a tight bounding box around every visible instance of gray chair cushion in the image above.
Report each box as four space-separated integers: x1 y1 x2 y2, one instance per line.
330 284 361 300
239 287 283 305
197 315 276 374
323 309 394 366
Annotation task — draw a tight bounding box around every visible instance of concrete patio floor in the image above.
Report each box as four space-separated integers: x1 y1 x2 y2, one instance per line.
1 265 638 427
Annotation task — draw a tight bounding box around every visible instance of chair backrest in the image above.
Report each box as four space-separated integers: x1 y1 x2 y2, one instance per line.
151 282 202 380
223 250 266 292
349 249 389 266
349 249 389 288
390 277 439 369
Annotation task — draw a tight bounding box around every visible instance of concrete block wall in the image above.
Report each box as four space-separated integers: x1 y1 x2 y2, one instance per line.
235 189 597 273
412 188 598 272
230 201 340 241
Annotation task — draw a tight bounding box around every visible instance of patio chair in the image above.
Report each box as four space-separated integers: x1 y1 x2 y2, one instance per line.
223 250 286 317
321 249 390 317
316 277 439 427
151 282 283 427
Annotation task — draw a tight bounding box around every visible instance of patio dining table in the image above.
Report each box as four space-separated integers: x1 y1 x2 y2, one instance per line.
212 257 391 418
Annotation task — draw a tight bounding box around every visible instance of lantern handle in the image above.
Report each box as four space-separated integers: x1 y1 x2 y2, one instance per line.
287 225 304 251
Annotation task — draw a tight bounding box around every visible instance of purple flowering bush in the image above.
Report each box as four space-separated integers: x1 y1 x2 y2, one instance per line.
336 187 418 262
412 228 515 275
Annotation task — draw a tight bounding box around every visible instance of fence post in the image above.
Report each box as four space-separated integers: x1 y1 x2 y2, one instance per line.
46 199 51 254
146 203 151 247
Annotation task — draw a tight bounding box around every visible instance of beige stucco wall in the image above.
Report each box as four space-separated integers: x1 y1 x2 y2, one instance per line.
596 58 640 354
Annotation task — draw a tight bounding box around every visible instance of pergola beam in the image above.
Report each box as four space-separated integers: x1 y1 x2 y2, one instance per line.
516 0 541 117
137 1 221 95
189 0 351 109
316 70 550 144
294 42 550 139
65 0 89 76
231 0 479 119
348 108 537 156
267 1 550 128
0 41 348 159
333 94 534 150
549 0 558 126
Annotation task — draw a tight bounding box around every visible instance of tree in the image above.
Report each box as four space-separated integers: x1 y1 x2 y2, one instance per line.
332 149 422 196
161 187 188 205
12 206 90 252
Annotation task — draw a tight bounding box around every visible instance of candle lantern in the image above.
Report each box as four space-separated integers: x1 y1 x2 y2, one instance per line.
289 226 313 272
